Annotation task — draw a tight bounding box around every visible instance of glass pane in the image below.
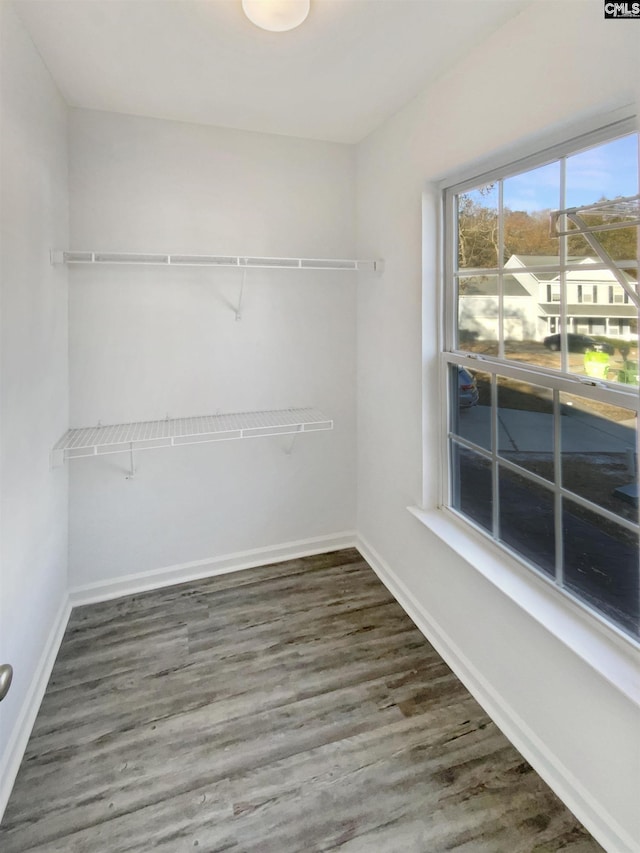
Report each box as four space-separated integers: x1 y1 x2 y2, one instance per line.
450 365 490 451
497 377 554 480
499 466 555 576
503 162 560 265
563 499 639 638
502 262 554 365
590 286 639 387
544 327 618 379
565 134 638 270
503 287 562 368
457 185 498 270
567 226 638 265
560 393 638 524
601 225 638 263
566 233 596 265
566 133 639 210
451 443 492 534
457 275 498 355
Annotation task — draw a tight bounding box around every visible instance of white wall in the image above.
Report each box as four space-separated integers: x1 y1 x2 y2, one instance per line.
2 1 638 845
356 2 640 851
0 1 69 813
67 110 357 589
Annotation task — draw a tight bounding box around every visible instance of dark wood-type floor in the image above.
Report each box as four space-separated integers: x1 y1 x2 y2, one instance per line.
1 549 603 852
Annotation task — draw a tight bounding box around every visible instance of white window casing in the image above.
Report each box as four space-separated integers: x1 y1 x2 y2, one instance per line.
423 116 640 675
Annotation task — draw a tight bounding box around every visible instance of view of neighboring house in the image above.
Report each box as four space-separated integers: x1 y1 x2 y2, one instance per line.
459 254 638 343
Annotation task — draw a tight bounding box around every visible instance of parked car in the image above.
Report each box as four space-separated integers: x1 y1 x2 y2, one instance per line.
543 333 615 355
458 366 479 408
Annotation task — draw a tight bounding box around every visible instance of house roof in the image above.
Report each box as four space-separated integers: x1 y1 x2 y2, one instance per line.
507 255 559 281
507 254 638 284
460 276 530 297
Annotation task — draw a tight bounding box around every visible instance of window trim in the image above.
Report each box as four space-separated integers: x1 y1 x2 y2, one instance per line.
436 108 637 202
423 111 640 669
407 504 640 707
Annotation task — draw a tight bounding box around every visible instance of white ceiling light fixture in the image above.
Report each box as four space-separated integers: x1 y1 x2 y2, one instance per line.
241 0 310 32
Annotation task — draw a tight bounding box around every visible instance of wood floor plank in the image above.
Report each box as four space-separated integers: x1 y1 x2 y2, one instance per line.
0 549 603 852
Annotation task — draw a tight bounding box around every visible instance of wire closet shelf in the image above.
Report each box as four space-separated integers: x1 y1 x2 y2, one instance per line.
550 193 640 237
51 251 383 272
52 407 333 465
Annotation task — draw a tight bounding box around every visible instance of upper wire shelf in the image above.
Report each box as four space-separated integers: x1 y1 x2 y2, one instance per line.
551 194 640 237
549 193 639 309
51 251 383 273
52 407 333 465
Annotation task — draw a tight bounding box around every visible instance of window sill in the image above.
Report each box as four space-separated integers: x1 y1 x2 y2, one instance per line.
407 505 640 708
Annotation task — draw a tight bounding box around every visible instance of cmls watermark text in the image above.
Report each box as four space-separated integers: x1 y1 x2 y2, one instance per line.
604 1 640 17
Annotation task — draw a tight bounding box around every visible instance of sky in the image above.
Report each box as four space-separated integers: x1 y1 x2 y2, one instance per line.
464 132 639 215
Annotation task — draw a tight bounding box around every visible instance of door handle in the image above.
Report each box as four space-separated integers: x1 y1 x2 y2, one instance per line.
0 664 13 702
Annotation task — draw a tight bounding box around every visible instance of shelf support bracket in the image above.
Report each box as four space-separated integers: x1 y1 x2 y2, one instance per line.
283 434 298 455
126 444 136 479
235 268 247 321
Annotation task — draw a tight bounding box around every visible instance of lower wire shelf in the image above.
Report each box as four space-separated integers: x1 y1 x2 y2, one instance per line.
52 407 333 465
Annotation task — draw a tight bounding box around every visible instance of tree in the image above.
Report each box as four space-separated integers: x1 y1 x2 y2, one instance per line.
457 193 498 270
458 192 638 269
503 209 557 259
566 201 638 261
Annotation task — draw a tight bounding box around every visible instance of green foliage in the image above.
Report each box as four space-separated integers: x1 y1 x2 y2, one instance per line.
567 215 637 261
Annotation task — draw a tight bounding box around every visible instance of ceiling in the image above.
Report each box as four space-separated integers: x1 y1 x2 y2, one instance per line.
13 0 530 144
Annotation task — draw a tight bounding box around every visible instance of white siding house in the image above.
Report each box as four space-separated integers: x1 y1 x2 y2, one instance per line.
459 254 638 343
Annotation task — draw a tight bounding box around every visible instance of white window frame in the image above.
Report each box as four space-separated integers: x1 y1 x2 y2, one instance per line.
411 113 640 706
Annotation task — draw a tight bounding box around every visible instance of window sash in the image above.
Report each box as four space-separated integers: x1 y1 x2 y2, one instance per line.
440 118 640 640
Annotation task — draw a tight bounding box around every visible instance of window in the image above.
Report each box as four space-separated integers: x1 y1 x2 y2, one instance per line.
578 284 596 303
444 120 639 640
610 286 629 304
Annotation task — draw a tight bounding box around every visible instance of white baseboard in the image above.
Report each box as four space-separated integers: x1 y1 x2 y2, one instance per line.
356 535 638 853
0 595 72 824
69 531 358 606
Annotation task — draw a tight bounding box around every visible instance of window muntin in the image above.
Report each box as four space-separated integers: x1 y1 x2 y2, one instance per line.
443 122 640 641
